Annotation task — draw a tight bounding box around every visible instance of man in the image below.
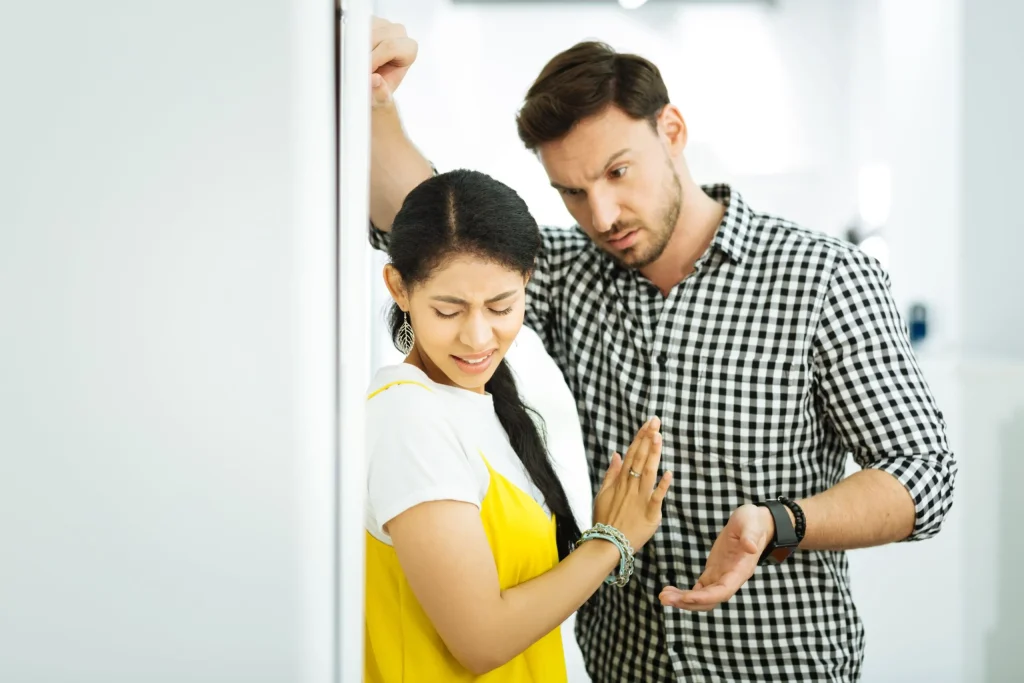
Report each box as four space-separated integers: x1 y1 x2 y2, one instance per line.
365 17 956 682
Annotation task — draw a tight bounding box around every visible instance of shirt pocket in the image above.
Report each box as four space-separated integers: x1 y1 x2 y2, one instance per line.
693 353 803 466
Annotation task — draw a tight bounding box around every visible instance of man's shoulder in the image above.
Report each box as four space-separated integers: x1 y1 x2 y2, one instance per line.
746 210 860 267
537 224 606 268
539 223 593 252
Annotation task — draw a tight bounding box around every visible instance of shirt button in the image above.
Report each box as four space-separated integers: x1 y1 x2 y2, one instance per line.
657 353 668 367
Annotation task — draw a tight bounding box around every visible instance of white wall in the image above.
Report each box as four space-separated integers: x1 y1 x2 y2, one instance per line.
961 0 1024 359
0 2 337 681
957 362 1024 682
846 0 964 357
958 0 1024 678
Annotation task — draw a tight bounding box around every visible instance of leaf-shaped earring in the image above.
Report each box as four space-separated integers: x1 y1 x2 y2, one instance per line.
397 311 415 354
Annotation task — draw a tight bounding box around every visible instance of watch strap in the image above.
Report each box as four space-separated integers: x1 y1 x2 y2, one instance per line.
778 496 806 544
756 499 799 565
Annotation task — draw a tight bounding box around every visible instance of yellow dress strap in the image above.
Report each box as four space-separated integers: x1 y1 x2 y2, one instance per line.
366 379 433 400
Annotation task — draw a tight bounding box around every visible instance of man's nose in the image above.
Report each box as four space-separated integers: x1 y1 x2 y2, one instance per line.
589 191 621 234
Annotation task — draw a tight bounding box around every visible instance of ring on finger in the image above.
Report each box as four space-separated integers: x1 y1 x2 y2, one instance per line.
628 469 642 478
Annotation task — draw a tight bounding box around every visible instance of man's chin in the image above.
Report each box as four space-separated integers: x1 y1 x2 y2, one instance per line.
612 245 659 270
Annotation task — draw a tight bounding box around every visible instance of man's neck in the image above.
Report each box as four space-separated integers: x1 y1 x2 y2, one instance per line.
641 185 726 296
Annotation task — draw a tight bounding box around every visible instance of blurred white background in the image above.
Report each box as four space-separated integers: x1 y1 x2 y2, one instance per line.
370 0 1022 681
1 0 1021 681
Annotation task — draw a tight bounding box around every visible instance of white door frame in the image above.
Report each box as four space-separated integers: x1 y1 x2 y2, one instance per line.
337 0 372 680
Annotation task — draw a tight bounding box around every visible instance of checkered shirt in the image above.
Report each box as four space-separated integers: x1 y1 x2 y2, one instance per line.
369 184 956 682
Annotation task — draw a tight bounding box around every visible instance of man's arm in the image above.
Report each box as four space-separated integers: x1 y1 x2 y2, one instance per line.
801 248 957 545
369 102 433 233
768 245 958 549
661 248 957 610
788 469 915 549
367 17 433 234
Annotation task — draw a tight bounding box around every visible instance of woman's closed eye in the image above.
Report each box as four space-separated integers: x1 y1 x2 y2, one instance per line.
432 306 514 319
433 308 460 319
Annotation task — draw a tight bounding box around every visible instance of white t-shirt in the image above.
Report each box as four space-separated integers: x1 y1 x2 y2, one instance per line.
364 363 547 545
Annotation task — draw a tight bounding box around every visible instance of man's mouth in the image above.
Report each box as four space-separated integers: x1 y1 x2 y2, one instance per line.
608 229 640 248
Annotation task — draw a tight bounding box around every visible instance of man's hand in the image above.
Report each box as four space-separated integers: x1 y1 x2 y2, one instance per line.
658 503 776 611
370 17 418 109
366 16 432 232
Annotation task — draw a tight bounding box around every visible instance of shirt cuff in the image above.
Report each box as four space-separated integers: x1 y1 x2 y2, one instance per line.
868 453 957 542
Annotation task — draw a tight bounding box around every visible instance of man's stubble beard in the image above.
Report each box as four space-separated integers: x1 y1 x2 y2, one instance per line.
617 167 683 270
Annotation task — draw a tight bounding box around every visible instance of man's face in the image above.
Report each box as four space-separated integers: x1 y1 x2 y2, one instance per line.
538 106 683 269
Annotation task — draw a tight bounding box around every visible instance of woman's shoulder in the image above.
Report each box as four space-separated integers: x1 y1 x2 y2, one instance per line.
364 364 469 451
363 365 490 541
366 364 442 413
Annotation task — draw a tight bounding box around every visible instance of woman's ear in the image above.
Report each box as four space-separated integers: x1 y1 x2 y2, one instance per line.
383 265 409 310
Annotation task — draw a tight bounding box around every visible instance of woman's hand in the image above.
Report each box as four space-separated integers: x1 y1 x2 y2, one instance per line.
591 417 672 550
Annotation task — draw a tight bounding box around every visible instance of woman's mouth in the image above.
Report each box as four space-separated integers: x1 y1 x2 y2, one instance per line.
451 350 496 374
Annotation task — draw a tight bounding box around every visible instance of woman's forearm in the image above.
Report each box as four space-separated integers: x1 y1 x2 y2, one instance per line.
470 539 620 673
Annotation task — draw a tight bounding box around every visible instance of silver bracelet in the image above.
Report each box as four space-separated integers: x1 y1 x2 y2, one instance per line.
575 523 635 587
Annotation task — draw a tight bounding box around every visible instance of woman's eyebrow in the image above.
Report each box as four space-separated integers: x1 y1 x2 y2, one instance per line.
430 290 518 305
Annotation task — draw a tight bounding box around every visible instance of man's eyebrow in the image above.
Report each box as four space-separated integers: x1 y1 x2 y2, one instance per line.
550 148 632 190
589 148 632 181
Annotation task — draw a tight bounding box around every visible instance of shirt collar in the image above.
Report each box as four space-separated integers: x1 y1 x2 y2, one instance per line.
701 183 756 266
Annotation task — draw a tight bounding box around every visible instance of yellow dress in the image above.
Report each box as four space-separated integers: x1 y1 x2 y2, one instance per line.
364 380 568 682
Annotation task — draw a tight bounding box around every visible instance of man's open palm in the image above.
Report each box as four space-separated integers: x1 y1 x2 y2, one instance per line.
659 504 772 611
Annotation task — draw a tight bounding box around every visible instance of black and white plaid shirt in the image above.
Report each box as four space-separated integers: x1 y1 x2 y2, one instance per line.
370 184 957 682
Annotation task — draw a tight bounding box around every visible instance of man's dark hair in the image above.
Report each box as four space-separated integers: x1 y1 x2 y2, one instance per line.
516 41 670 151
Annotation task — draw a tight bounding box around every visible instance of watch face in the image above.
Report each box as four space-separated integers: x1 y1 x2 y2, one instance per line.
765 546 794 565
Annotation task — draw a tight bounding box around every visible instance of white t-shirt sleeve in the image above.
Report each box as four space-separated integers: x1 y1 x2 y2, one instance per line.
366 384 484 539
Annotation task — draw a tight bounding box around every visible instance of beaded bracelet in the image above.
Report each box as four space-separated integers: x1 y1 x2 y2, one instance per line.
574 523 635 587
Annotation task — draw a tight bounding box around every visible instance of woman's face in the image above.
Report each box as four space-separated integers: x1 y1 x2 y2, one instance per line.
386 255 528 393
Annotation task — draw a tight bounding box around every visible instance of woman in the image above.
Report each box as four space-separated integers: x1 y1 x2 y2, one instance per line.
364 169 672 682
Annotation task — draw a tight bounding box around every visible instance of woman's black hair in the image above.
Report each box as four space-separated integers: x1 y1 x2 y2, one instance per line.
387 168 581 560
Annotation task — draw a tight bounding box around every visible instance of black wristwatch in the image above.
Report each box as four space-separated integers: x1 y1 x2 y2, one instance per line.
755 497 806 565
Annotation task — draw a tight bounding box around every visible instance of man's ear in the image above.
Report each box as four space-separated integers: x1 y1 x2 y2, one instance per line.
658 104 688 156
383 264 409 310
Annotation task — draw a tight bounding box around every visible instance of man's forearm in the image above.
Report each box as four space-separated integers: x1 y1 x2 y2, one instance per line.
369 104 434 232
793 469 916 551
